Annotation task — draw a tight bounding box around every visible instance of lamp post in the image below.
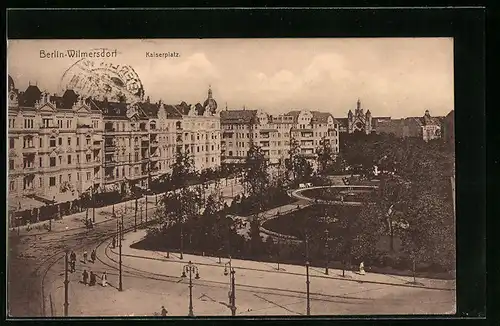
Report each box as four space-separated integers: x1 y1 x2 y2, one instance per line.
224 259 237 316
181 261 200 317
145 195 148 224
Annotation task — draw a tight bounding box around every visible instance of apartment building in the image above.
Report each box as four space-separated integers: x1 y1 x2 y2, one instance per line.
8 76 104 209
220 108 340 171
8 76 222 209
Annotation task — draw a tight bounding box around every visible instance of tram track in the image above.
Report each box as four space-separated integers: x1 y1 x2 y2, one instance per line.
38 205 160 317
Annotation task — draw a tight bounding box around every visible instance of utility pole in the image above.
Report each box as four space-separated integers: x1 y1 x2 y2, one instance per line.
134 197 138 232
180 225 184 260
64 251 69 316
119 223 123 292
140 206 143 223
305 234 311 316
145 195 148 224
325 229 330 275
92 187 96 223
121 212 125 241
224 259 237 316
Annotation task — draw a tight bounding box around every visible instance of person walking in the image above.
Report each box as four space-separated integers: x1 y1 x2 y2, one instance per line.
161 306 168 316
82 269 89 285
91 249 96 263
83 250 88 264
101 271 107 287
359 261 366 275
89 271 96 286
112 236 116 249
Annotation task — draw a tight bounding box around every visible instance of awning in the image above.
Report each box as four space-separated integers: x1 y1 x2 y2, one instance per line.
8 196 46 211
36 191 78 204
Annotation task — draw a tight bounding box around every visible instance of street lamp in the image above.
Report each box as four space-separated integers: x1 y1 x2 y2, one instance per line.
181 261 200 317
223 259 237 316
119 222 123 292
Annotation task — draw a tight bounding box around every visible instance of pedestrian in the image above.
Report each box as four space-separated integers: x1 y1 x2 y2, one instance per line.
83 250 88 263
101 271 107 287
82 269 89 285
161 306 168 316
112 236 116 249
91 249 96 263
89 271 96 286
359 261 366 275
71 251 77 272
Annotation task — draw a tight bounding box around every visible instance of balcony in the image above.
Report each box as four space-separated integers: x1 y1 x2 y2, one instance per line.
104 175 115 182
104 159 117 166
22 146 38 154
104 144 116 152
77 124 92 129
23 164 37 172
150 140 159 147
141 135 149 141
104 128 116 133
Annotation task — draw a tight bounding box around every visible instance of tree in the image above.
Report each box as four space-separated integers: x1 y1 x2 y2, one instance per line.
316 137 335 174
244 144 270 198
170 150 195 190
285 137 301 180
400 191 455 283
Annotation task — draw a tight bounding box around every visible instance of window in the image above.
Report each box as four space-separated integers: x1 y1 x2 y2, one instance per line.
9 160 14 170
197 146 199 153
87 172 91 180
50 137 56 148
49 177 56 187
212 145 214 151
212 157 214 162
67 155 72 164
58 120 63 128
39 157 42 167
59 175 62 184
229 151 233 156
68 174 71 182
68 137 71 146
86 137 91 145
76 138 80 146
42 118 51 128
24 118 34 129
39 138 43 148
59 156 62 164
86 154 91 162
9 138 14 149
77 173 80 181
10 181 15 191
50 157 56 167
39 177 43 188
58 137 62 146
9 118 15 128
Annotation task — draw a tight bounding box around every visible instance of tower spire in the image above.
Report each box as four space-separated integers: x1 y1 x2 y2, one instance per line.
357 98 361 110
208 84 212 99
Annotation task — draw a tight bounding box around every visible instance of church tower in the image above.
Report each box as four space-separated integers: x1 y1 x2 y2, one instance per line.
347 98 372 134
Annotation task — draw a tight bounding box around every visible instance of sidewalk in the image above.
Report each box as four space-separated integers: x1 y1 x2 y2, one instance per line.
11 195 161 237
12 178 243 237
114 230 455 292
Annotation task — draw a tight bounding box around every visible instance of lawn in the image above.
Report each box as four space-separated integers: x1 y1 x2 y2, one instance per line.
300 187 377 202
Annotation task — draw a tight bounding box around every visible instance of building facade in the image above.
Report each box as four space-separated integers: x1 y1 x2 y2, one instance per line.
8 77 104 207
8 75 221 207
375 109 443 141
220 108 340 171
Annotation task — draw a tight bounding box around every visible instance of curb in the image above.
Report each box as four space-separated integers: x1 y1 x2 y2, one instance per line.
109 244 453 292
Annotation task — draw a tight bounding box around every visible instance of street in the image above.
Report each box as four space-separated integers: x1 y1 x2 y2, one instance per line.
8 177 244 317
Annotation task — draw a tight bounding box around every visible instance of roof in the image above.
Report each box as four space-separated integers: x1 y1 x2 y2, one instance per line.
163 104 183 118
311 111 333 124
220 109 258 124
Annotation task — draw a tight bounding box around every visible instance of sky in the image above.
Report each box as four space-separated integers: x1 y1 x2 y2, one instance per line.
7 38 454 118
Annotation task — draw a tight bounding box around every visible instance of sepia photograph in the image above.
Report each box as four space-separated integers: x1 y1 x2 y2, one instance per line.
7 38 456 317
